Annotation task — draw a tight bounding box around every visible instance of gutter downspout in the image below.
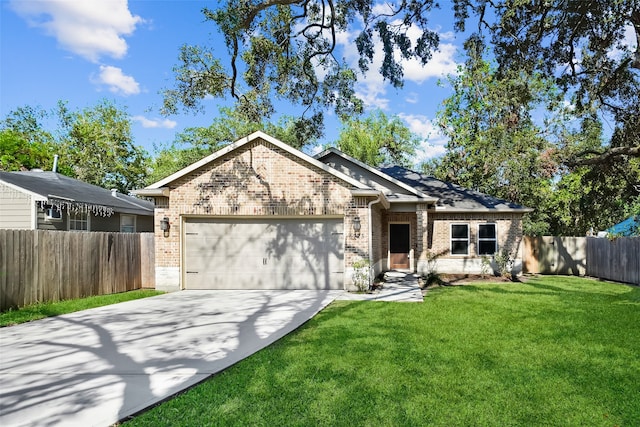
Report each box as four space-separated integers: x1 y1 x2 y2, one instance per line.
367 195 382 289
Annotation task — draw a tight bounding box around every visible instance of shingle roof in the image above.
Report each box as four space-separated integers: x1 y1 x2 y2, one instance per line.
380 166 531 212
0 171 154 215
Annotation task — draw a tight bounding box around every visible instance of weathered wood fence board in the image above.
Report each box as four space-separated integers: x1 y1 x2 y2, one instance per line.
523 236 587 275
0 230 155 311
587 237 640 285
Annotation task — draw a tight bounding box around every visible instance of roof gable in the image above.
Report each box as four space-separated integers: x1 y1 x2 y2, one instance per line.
145 131 369 191
314 148 435 202
381 166 532 212
0 171 154 215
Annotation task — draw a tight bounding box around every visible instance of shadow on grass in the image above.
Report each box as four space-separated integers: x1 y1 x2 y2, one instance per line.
126 278 640 426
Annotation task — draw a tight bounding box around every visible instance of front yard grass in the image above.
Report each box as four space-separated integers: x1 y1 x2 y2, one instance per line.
0 289 163 327
126 276 640 426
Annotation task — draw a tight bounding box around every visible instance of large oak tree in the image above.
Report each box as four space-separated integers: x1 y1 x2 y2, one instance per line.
163 1 639 165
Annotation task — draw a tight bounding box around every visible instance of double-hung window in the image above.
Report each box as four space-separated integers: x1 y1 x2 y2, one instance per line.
478 223 497 255
69 210 89 231
451 224 469 255
120 215 136 233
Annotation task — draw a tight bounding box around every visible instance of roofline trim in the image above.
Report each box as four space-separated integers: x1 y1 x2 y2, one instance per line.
314 147 432 199
431 207 534 213
132 187 170 198
145 131 370 190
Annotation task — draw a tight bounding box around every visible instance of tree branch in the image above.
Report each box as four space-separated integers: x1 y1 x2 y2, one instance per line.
241 0 306 29
567 145 640 166
631 9 640 69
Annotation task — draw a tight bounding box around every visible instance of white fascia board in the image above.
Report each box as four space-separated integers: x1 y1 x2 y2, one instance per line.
146 131 369 190
0 179 47 201
132 188 170 197
315 147 431 199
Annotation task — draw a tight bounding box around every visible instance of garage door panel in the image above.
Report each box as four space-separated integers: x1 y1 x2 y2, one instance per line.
184 218 343 290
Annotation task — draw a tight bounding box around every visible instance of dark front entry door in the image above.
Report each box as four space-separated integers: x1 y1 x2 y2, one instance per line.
389 223 410 269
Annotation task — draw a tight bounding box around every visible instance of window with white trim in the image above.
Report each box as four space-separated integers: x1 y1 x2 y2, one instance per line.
69 210 89 231
451 224 469 255
44 205 62 221
478 223 497 255
120 215 136 233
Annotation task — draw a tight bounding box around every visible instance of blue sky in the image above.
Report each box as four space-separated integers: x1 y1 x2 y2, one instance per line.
1 0 465 165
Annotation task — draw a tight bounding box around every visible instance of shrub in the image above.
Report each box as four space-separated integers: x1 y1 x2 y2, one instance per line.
352 259 370 292
493 250 514 279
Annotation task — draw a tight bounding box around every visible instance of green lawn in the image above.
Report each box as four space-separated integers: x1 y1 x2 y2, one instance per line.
126 276 640 426
0 289 164 327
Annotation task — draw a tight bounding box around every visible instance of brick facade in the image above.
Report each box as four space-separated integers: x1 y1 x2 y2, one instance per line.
426 212 523 258
154 139 373 289
417 211 525 275
148 135 528 290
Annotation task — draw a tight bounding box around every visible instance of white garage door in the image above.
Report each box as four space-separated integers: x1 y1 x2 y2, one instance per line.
183 217 344 290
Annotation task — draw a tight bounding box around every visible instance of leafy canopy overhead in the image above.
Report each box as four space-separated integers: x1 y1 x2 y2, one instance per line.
455 0 640 165
164 0 639 164
1 101 149 193
162 0 442 139
335 110 420 167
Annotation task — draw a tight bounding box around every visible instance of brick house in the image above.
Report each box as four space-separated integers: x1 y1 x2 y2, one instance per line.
135 131 531 291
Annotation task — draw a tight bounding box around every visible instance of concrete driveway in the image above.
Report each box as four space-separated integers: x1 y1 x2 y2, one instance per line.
0 290 340 427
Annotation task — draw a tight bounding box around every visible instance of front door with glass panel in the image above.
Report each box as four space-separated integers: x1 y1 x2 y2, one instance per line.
389 223 410 270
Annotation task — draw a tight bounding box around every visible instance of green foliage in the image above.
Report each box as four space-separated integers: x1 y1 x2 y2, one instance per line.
0 105 62 172
335 110 420 167
431 43 639 235
146 143 210 185
59 100 149 192
162 1 448 136
147 107 318 184
456 0 640 165
127 277 640 427
0 130 55 172
1 101 150 192
492 249 514 279
624 195 640 217
433 55 559 234
164 1 638 170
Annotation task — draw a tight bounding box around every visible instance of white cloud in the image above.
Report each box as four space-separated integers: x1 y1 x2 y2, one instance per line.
131 115 177 129
403 42 459 83
398 113 448 163
9 0 142 62
93 65 140 95
336 21 460 110
608 24 638 61
405 93 419 104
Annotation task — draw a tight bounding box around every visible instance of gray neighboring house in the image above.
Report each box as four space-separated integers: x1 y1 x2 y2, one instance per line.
0 170 154 232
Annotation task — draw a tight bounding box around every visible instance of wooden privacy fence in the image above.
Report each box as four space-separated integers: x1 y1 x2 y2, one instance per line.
524 235 639 285
523 236 587 276
0 230 155 311
587 237 640 286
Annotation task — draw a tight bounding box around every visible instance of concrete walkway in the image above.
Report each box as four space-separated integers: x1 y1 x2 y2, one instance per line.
0 290 340 427
336 271 424 302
